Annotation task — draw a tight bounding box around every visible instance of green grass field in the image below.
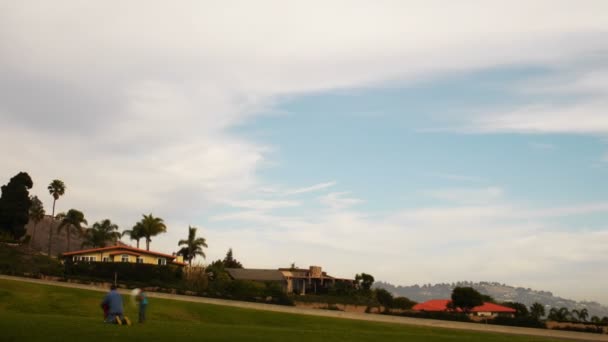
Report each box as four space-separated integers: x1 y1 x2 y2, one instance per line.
0 279 564 341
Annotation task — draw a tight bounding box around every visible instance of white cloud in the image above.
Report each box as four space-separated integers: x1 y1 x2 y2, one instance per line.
424 186 504 204
319 192 364 210
286 181 337 195
468 101 608 134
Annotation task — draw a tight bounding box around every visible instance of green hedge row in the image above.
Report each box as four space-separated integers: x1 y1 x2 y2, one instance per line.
63 260 184 287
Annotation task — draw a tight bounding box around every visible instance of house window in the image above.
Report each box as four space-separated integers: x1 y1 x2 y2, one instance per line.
136 257 144 264
157 258 166 266
89 256 96 262
121 255 129 262
102 257 109 262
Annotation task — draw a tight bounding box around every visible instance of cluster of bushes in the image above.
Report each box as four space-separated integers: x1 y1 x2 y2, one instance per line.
399 310 472 322
63 259 184 288
0 243 63 277
552 325 604 334
489 316 546 329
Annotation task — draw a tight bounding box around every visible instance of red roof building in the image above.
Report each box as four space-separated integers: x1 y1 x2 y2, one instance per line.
413 299 516 317
62 245 187 266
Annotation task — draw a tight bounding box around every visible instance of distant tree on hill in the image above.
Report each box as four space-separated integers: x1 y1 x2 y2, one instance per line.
222 248 243 268
355 273 375 291
122 222 144 248
47 179 66 255
451 287 484 313
28 195 45 245
137 214 167 250
82 219 120 248
56 209 87 252
177 226 208 266
530 302 545 320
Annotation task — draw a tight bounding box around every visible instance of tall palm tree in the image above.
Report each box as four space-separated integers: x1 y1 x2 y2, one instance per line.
56 209 87 253
177 226 208 266
28 195 45 246
138 214 167 251
47 179 66 256
122 222 144 249
82 219 121 248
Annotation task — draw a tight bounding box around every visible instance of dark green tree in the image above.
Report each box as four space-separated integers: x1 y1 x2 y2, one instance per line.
137 213 167 250
451 287 484 313
0 172 33 240
122 222 144 248
529 302 545 320
28 195 45 245
548 307 571 322
56 209 87 252
355 273 375 291
82 219 120 248
222 248 243 268
47 179 66 256
392 296 417 310
177 226 208 266
503 302 529 317
374 288 394 311
577 308 589 322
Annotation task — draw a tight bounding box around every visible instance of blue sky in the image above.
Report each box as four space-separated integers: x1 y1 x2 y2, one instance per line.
2 1 608 304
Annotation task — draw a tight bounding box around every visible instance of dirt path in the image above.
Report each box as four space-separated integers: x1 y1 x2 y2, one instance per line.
1 274 606 341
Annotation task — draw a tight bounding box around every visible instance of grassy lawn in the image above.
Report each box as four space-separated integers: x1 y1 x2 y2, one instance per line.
0 279 564 342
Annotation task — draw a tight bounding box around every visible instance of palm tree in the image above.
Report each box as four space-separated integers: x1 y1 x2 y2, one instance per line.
47 179 66 256
571 309 580 322
177 226 208 266
56 209 87 252
122 222 144 249
548 307 571 322
82 219 121 248
138 214 167 250
577 308 589 322
529 302 545 320
28 195 45 246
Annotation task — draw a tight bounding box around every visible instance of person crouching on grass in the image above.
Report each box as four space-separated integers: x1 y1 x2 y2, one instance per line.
136 289 148 323
101 285 131 325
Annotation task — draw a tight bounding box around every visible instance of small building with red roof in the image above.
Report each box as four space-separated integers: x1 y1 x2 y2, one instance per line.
413 299 516 318
62 245 187 266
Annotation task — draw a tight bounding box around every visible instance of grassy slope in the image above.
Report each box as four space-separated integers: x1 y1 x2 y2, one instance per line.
0 279 562 342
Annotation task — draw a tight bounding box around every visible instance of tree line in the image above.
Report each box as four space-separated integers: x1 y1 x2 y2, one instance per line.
0 171 208 265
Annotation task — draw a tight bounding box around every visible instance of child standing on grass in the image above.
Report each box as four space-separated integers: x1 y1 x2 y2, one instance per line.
136 289 148 323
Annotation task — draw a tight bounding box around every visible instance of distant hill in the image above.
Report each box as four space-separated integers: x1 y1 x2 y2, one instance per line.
25 215 87 256
374 281 608 318
24 215 125 256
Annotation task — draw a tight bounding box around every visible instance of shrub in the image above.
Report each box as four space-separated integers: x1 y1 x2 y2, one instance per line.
63 260 184 287
490 316 546 329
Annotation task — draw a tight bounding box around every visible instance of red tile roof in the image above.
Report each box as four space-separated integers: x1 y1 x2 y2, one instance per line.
413 299 454 312
62 245 178 260
412 299 515 313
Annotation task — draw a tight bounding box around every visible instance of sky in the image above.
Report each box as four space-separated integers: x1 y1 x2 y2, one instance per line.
2 1 608 303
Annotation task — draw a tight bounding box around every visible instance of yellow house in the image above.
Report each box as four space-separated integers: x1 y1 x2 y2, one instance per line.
62 245 187 266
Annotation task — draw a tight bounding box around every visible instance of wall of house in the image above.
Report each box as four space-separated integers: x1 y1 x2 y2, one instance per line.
69 251 172 265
